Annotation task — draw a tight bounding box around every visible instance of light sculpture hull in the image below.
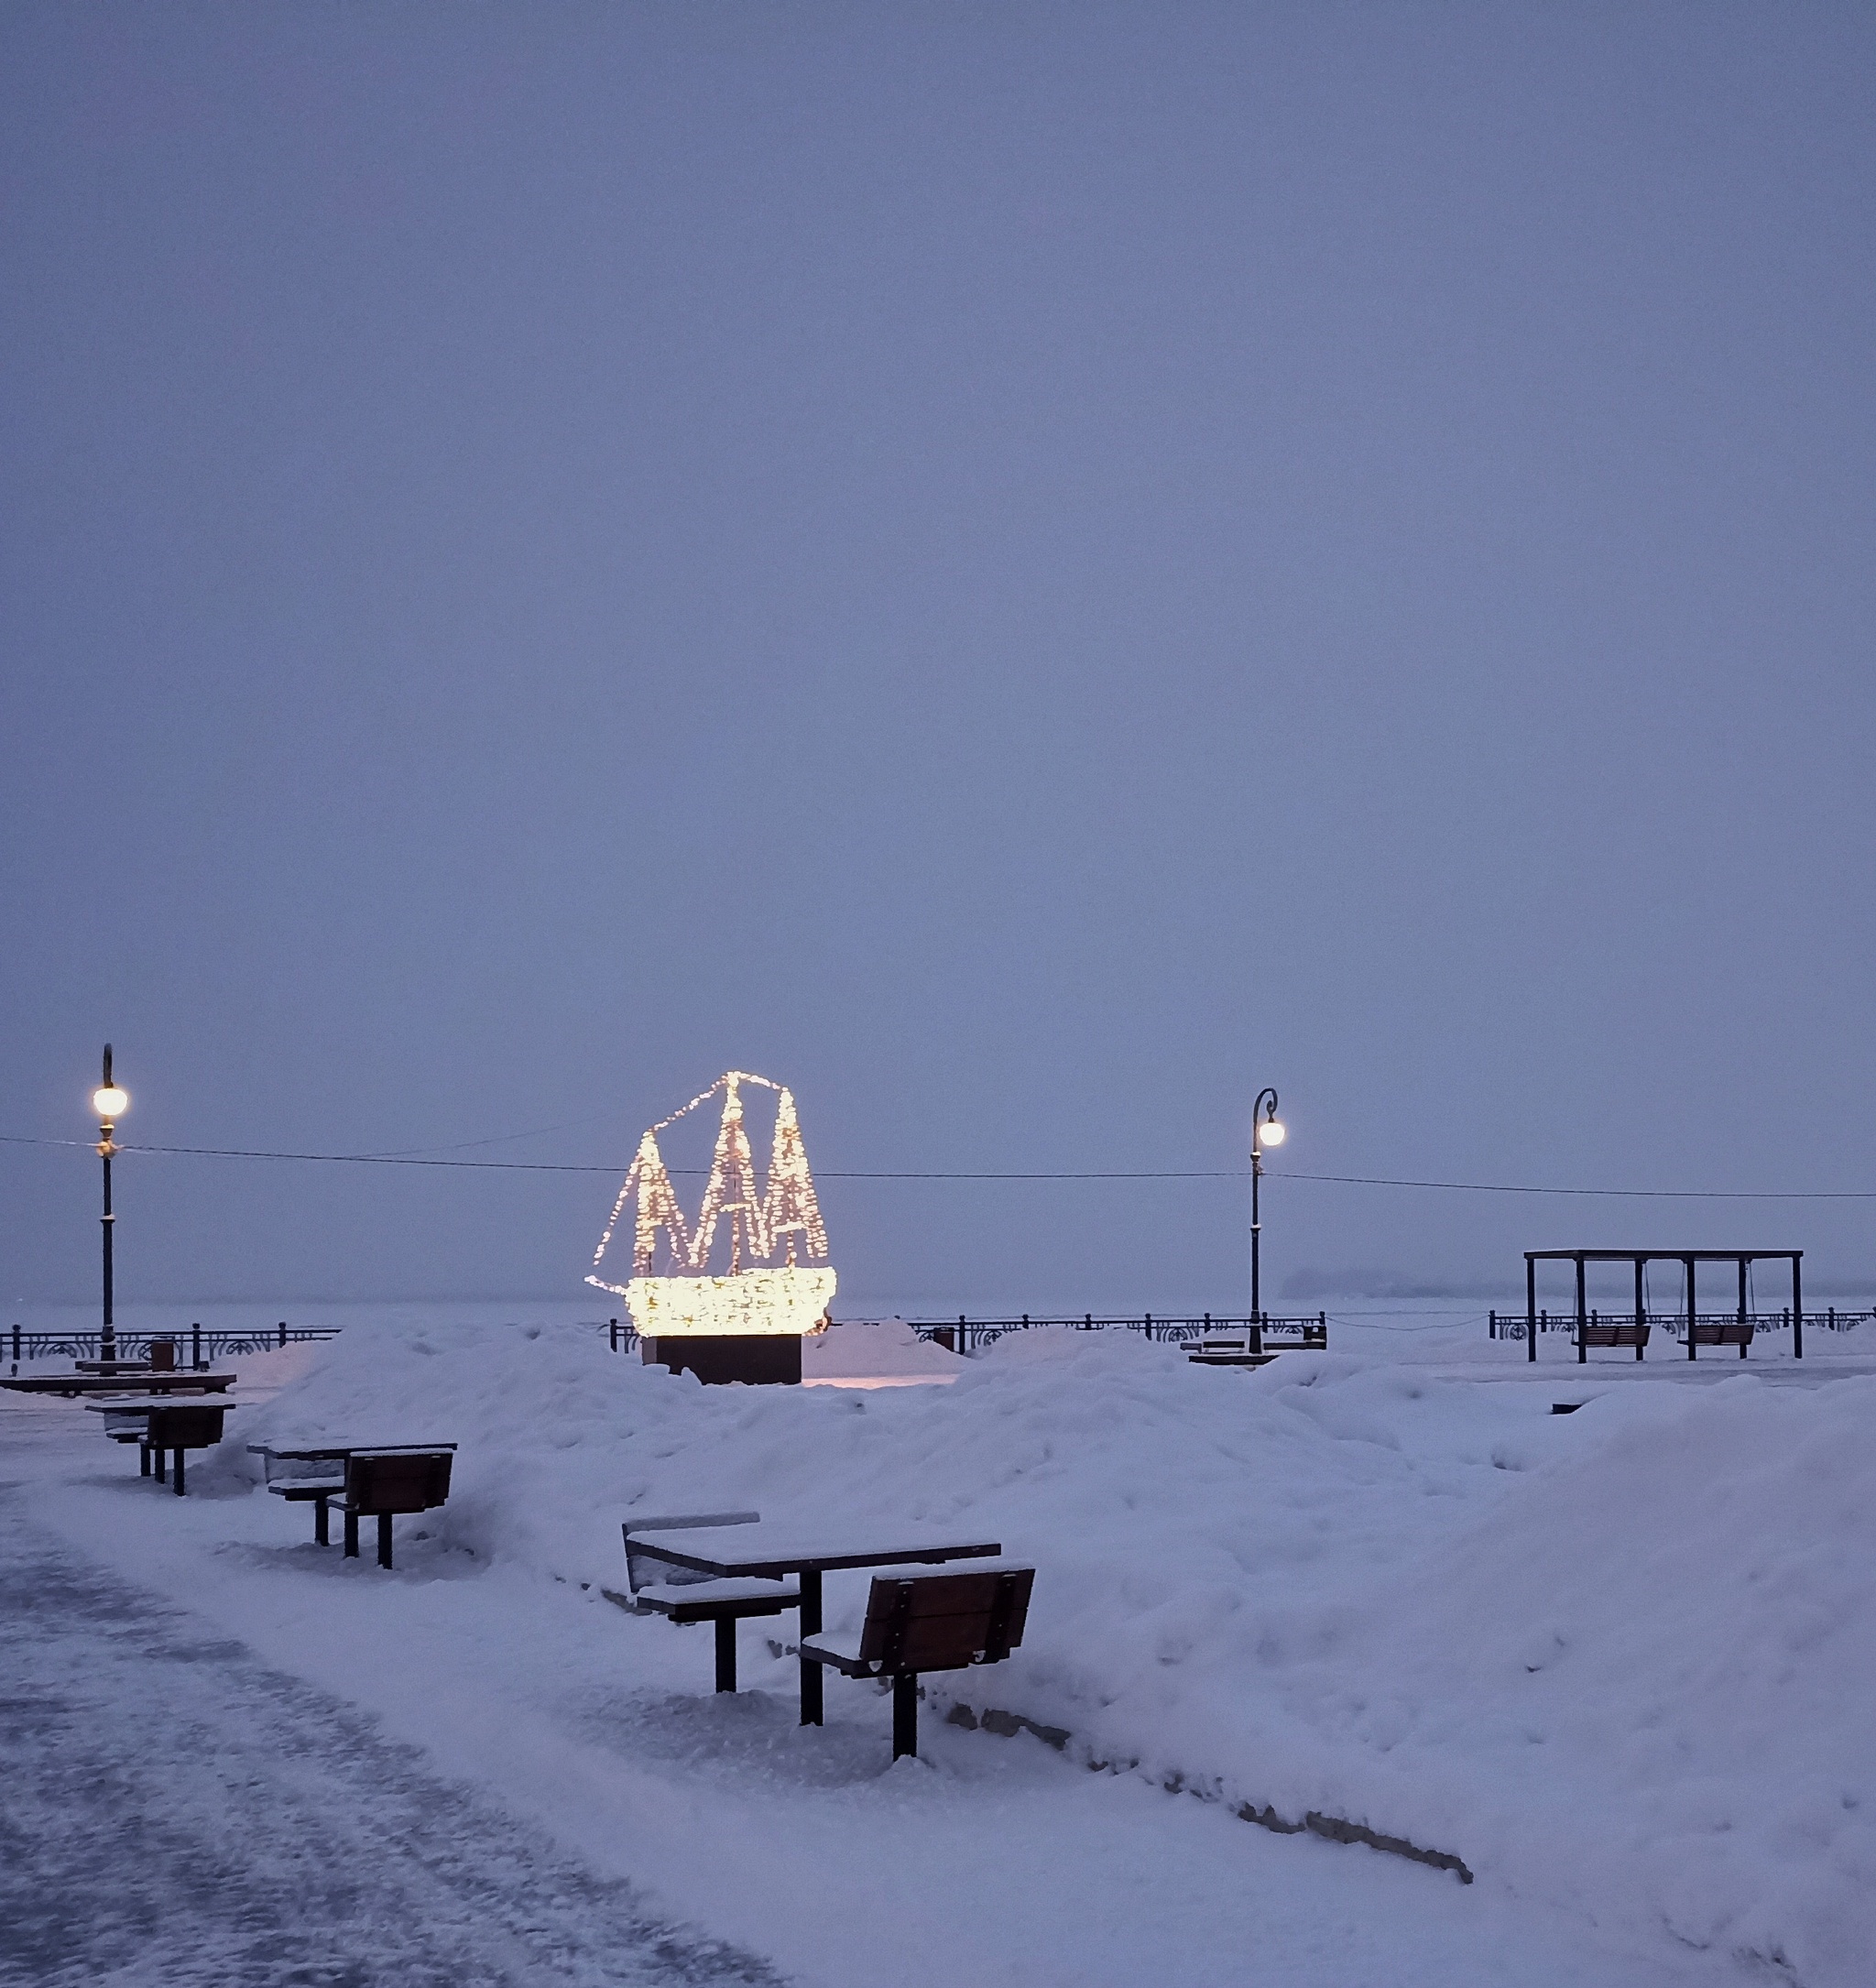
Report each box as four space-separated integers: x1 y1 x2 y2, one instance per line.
587 1073 835 1385
623 1266 838 1339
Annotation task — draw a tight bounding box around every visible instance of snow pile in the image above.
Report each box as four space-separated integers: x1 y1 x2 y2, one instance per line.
227 1322 1875 1985
803 1317 963 1383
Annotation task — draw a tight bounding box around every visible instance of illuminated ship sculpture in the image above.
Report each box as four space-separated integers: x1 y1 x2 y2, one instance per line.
587 1072 834 1383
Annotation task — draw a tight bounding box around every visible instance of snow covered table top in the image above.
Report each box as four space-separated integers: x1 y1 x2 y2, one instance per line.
624 1524 1003 1579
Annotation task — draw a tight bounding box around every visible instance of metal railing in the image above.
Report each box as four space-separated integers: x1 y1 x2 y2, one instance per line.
597 1312 1330 1359
5 1322 342 1370
899 1314 1330 1357
1488 1307 1868 1344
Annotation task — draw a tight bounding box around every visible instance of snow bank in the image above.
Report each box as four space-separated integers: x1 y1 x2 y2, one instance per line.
226 1322 1876 1985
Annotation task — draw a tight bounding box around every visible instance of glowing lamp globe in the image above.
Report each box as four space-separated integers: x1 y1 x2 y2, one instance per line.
1256 1117 1285 1149
93 1085 130 1120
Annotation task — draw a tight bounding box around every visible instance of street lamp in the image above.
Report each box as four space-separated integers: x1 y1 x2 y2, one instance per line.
93 1045 128 1362
1250 1087 1285 1323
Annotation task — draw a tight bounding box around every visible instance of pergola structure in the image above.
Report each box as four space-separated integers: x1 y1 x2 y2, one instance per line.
1522 1250 1805 1363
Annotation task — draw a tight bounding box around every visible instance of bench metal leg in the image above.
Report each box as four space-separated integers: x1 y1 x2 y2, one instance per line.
892 1672 919 1759
314 1495 329 1546
344 1509 359 1558
139 1444 150 1477
799 1569 823 1726
377 1513 393 1570
173 1448 186 1496
714 1616 736 1693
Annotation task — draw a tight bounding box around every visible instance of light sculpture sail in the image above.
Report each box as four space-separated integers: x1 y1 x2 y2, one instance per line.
587 1073 836 1338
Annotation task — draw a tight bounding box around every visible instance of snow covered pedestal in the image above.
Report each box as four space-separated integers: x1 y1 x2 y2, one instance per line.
641 1333 803 1386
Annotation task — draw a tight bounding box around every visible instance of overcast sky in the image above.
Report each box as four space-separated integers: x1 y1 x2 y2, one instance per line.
4 4 1873 1315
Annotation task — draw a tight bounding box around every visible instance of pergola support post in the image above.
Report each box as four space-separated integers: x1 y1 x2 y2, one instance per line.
1525 1256 1536 1363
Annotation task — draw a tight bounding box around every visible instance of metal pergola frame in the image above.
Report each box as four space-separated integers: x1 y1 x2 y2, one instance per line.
1522 1250 1804 1363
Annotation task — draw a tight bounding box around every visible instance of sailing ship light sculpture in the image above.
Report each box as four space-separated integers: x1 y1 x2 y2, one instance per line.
587 1072 835 1339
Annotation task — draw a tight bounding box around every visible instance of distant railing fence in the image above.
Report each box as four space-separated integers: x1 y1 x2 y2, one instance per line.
5 1322 342 1370
1488 1308 1867 1344
600 1313 1329 1357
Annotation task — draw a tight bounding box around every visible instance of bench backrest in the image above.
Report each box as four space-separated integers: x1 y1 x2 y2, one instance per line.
1691 1321 1754 1344
1581 1324 1648 1346
345 1449 453 1513
857 1565 1035 1674
623 1511 760 1593
145 1404 225 1448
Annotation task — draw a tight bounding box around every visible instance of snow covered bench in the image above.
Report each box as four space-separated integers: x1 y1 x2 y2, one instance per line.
611 1512 802 1694
1183 1332 1274 1368
798 1561 1035 1760
329 1449 455 1569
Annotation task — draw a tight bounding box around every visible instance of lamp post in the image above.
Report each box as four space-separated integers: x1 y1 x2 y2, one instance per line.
92 1046 130 1362
1250 1088 1285 1324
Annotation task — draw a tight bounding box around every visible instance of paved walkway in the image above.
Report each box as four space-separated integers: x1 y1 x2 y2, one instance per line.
0 1483 782 1988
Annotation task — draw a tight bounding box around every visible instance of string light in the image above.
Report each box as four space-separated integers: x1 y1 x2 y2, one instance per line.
587 1072 837 1337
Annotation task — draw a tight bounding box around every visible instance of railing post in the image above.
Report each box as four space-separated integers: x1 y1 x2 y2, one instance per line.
1144 1312 1152 1342
278 1320 288 1349
191 1322 202 1370
609 1317 618 1353
11 1322 18 1364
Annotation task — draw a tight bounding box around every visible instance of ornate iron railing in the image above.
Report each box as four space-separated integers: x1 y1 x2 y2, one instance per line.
5 1322 341 1370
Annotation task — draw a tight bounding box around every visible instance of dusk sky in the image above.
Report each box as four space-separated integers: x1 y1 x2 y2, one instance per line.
4 4 1872 1313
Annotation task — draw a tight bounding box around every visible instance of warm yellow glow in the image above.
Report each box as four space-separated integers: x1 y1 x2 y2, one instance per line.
589 1072 836 1337
591 1265 839 1338
93 1086 130 1120
1256 1117 1286 1148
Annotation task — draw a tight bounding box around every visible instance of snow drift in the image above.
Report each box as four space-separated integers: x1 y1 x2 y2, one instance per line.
225 1321 1876 1986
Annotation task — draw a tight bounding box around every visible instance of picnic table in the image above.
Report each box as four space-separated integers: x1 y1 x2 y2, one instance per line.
624 1524 1002 1725
84 1398 236 1493
249 1443 458 1558
3 1371 235 1399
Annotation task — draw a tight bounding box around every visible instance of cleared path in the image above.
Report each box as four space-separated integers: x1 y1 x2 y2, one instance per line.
0 1484 782 1988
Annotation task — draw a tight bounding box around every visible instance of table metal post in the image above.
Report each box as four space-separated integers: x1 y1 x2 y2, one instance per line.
715 1618 736 1693
893 1672 919 1759
799 1567 823 1726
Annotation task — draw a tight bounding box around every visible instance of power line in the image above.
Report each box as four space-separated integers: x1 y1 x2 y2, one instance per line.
3 1130 1874 1198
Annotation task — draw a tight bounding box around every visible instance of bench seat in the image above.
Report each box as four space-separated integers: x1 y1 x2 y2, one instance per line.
633 1576 800 1622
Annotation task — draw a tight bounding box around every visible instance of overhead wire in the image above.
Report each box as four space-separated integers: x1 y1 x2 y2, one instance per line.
2 1130 1874 1198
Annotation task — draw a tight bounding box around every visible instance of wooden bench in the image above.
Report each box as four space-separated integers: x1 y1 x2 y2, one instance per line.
611 1513 801 1693
330 1450 454 1569
1183 1333 1274 1368
799 1561 1035 1760
1690 1320 1755 1358
1576 1323 1650 1362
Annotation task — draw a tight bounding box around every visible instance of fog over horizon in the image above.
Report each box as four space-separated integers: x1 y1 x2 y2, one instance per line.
5 6 1874 1317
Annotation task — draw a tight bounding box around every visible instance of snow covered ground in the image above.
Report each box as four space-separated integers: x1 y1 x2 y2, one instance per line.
4 1309 1872 1986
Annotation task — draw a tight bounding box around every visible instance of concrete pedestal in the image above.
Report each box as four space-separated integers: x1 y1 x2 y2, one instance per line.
642 1335 803 1386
